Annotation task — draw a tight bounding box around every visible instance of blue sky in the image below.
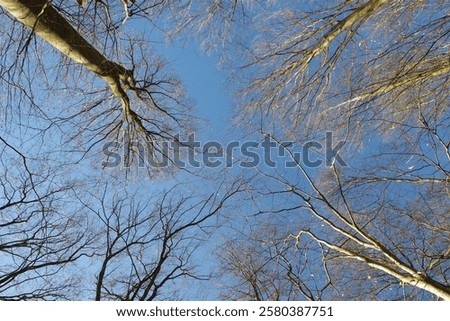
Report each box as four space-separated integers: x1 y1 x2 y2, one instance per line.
155 39 233 140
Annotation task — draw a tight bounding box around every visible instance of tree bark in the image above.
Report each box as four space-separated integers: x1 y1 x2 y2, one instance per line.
0 0 134 113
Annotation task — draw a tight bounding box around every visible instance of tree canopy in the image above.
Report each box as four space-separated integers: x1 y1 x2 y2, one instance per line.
0 0 448 300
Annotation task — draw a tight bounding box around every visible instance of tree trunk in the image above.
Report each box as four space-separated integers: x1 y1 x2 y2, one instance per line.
0 0 134 112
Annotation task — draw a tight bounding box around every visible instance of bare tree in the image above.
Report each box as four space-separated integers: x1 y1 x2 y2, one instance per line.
218 226 331 301
82 180 246 300
0 136 93 300
217 134 449 300
0 0 193 174
172 0 450 300
231 0 449 139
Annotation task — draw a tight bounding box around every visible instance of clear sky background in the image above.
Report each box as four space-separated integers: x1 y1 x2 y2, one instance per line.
156 39 233 139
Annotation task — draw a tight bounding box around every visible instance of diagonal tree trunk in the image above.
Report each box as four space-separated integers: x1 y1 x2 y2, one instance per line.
0 0 135 116
301 230 450 301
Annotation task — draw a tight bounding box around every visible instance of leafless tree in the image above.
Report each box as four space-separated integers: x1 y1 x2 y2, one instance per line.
217 226 332 301
0 136 93 300
172 0 450 300
81 180 246 300
0 0 194 174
